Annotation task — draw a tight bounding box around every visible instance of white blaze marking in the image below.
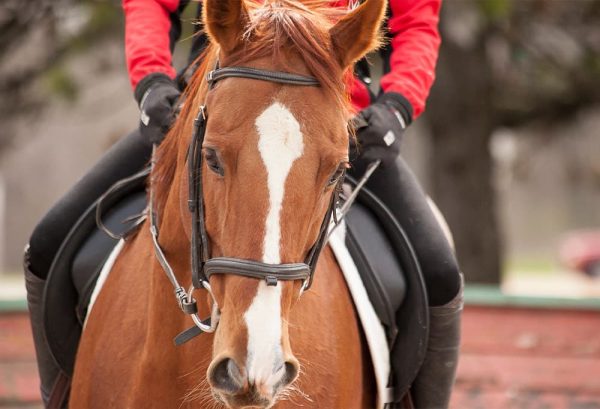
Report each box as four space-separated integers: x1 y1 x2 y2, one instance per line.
244 102 304 388
256 102 304 264
244 282 284 387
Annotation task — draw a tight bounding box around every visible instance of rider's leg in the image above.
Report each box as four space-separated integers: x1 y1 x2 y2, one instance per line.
350 155 463 409
28 129 152 279
25 128 152 405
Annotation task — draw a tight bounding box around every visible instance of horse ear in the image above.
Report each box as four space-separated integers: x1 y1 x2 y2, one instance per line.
203 0 249 53
329 0 387 69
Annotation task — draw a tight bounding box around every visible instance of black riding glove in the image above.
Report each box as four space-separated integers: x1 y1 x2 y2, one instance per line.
352 92 412 167
134 73 181 145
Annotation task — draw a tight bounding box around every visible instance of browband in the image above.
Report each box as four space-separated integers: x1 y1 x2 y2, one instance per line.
207 66 320 87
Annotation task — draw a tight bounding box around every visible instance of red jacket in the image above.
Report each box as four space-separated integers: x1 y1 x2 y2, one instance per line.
123 0 441 121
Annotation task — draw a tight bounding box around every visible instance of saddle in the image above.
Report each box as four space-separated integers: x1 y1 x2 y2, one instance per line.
343 176 429 404
43 169 148 376
40 172 428 406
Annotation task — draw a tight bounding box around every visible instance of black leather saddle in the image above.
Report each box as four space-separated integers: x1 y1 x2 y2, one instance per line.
343 176 429 402
43 169 149 377
41 172 428 404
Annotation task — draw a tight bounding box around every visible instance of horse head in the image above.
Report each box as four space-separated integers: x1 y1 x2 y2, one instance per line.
153 0 386 407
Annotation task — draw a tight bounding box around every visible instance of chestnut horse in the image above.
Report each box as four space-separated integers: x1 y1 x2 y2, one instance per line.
71 0 387 407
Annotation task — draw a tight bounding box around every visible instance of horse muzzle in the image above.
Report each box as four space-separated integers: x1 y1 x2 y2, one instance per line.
208 356 299 408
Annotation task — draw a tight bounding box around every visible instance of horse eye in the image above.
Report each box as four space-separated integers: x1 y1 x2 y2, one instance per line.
205 148 224 176
327 165 346 187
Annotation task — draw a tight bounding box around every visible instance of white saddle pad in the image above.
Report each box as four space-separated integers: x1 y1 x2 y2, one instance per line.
328 221 392 408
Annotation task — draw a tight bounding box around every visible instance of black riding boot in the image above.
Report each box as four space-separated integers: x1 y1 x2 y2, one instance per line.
411 282 463 409
24 246 68 408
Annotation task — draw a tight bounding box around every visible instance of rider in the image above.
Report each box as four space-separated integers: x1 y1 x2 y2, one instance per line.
26 0 462 407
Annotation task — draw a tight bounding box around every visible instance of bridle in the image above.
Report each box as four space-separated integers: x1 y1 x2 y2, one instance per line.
149 64 344 345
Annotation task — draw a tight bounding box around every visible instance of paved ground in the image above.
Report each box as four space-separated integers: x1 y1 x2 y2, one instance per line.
1 305 600 408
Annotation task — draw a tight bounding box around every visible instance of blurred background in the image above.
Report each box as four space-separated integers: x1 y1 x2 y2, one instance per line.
0 0 599 408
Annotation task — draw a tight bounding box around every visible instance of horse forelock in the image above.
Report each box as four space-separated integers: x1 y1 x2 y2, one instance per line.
236 0 353 110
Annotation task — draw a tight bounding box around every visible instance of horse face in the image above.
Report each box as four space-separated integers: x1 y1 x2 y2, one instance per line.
200 76 348 407
198 0 387 407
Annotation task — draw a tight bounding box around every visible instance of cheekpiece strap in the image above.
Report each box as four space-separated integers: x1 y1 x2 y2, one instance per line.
303 174 344 290
189 106 210 289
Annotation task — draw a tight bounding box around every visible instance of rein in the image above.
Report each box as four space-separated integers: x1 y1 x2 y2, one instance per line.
149 65 342 345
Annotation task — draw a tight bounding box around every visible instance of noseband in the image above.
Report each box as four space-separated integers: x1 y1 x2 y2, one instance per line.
149 65 342 345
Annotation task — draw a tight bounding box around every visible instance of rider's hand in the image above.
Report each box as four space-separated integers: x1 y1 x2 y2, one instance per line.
352 93 411 166
135 73 181 145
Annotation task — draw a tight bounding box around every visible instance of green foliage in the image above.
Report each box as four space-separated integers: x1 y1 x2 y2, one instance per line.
44 66 78 102
87 1 121 34
69 1 123 52
181 2 201 40
585 54 600 76
478 0 511 22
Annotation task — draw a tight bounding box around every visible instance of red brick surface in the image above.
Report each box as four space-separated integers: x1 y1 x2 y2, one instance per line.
0 313 41 408
2 307 600 408
450 306 600 409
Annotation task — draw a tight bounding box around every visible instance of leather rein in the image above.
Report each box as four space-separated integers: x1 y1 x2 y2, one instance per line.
148 65 343 345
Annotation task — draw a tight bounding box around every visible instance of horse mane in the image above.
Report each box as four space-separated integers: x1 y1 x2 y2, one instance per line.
151 0 359 216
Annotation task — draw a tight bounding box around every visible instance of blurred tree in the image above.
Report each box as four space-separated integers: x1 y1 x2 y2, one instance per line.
427 0 600 283
0 0 57 151
0 0 121 153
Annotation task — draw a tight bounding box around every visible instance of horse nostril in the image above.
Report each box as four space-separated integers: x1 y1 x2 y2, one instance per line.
209 357 244 394
279 360 299 388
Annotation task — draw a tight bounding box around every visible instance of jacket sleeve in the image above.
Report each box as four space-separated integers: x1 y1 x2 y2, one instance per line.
123 0 180 92
379 0 442 121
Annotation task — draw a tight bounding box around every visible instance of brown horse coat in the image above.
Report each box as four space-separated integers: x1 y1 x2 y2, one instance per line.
71 1 387 407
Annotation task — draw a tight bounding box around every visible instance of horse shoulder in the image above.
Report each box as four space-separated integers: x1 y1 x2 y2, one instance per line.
285 245 375 408
70 228 153 406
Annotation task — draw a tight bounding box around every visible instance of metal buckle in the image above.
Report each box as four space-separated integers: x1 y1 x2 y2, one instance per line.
188 282 220 333
193 105 206 128
299 279 309 296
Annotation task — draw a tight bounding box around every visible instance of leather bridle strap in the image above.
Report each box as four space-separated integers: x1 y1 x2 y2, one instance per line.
205 258 311 286
189 106 209 289
207 66 321 87
302 180 340 289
